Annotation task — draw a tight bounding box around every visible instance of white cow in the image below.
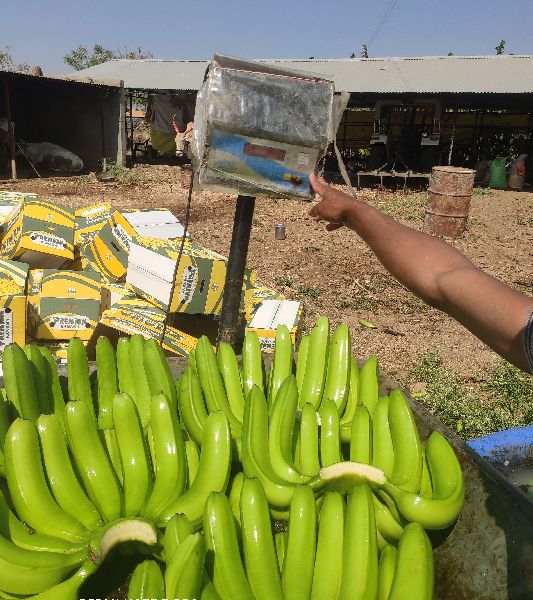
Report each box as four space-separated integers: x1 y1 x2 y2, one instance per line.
18 141 84 173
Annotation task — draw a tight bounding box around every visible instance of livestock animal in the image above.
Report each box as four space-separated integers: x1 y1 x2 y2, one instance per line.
18 141 84 173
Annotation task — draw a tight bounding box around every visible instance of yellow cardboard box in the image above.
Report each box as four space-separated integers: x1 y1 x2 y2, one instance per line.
243 285 285 322
245 299 303 352
0 191 37 228
0 258 29 350
27 269 102 341
0 198 75 268
99 296 167 342
74 201 112 250
83 208 189 282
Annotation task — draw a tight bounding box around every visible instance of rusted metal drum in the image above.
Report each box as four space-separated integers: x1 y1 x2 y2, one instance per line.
180 165 193 189
424 166 476 238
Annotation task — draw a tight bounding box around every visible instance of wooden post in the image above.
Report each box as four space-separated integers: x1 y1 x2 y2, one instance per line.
129 93 134 160
98 94 107 170
3 78 17 179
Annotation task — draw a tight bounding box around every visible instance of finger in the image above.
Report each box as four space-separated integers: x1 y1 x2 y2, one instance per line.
325 222 343 232
310 172 328 195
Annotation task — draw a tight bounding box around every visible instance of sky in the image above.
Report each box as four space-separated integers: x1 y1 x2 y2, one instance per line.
2 0 533 74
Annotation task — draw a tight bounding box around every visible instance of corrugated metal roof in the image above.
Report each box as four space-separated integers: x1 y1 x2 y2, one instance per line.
74 55 533 94
0 68 121 88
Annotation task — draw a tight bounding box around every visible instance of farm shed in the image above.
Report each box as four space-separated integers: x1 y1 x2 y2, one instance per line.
0 70 126 179
76 55 533 175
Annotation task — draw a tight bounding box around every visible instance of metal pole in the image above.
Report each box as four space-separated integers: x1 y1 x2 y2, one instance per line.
217 195 256 349
3 78 17 179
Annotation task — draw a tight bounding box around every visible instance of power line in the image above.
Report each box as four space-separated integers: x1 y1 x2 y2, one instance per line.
367 0 399 48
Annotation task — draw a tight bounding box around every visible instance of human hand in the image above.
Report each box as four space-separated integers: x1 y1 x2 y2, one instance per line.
308 173 354 232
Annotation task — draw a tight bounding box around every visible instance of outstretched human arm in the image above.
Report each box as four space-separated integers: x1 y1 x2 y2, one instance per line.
308 173 533 372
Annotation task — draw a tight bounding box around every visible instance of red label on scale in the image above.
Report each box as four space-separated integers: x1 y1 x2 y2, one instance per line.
243 142 286 161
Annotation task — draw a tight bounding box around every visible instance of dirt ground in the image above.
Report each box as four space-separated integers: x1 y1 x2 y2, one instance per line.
2 165 532 391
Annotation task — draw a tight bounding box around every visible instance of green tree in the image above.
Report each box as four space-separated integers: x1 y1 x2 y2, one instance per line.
361 44 369 58
0 46 30 73
64 44 152 71
495 40 506 55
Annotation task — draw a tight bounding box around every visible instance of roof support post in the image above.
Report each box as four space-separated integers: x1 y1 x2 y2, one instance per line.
3 78 17 179
98 93 107 171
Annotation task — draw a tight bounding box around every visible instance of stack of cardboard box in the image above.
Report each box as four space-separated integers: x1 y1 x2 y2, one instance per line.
0 192 302 360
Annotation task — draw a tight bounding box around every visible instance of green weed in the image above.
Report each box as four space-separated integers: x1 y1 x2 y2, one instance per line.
298 285 320 299
105 162 142 185
473 187 494 196
275 276 292 287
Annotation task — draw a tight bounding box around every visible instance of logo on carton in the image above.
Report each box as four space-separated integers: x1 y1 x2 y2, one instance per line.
113 224 131 252
0 308 13 347
179 266 197 304
29 232 67 250
50 315 90 330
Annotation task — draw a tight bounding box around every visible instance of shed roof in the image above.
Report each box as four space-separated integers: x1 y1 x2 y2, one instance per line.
73 55 533 95
0 69 121 89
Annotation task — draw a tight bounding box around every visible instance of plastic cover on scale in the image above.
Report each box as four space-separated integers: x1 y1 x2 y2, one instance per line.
191 54 344 200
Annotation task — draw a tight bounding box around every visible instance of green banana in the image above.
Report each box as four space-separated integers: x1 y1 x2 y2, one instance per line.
267 325 293 408
298 402 320 477
5 418 89 544
2 343 40 420
185 439 201 485
388 389 423 492
24 344 52 414
95 336 118 430
311 492 344 600
0 535 86 595
339 484 379 600
36 413 103 531
377 544 397 600
295 334 310 395
384 431 464 530
372 492 403 543
165 532 205 600
359 355 379 415
112 393 152 517
319 398 342 467
65 400 122 523
372 395 394 477
195 336 242 437
274 530 287 572
228 472 244 528
242 385 296 509
188 347 197 372
322 323 351 412
203 492 254 600
178 365 208 446
0 390 11 476
144 337 177 409
349 404 372 463
282 484 316 600
158 411 231 529
419 443 433 497
388 522 434 600
341 357 360 425
66 338 95 420
299 316 329 408
142 393 186 520
268 375 305 483
116 337 138 407
240 477 283 600
128 559 164 600
38 346 66 427
128 334 152 429
242 331 264 396
164 514 193 562
217 341 245 422
28 559 97 599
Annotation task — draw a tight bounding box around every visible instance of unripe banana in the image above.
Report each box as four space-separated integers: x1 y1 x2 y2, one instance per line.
242 331 265 396
37 413 103 531
319 398 342 467
203 492 254 600
5 418 90 544
217 341 245 422
240 477 284 600
116 337 137 406
268 375 305 483
185 439 201 485
142 393 186 520
299 316 329 408
282 484 316 600
144 337 177 408
0 390 10 476
295 334 310 395
128 559 164 600
298 402 320 477
24 344 52 414
339 484 379 600
311 491 344 600
274 531 288 572
419 443 433 497
165 532 206 600
158 411 231 529
372 492 403 543
112 393 152 517
323 323 351 412
128 334 152 429
65 401 122 523
372 395 394 477
388 522 434 600
95 336 118 430
178 365 208 446
359 355 379 415
389 389 423 492
67 338 95 420
2 343 40 421
349 404 372 463
377 544 397 600
228 472 244 529
267 324 293 408
164 514 193 562
341 357 360 426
